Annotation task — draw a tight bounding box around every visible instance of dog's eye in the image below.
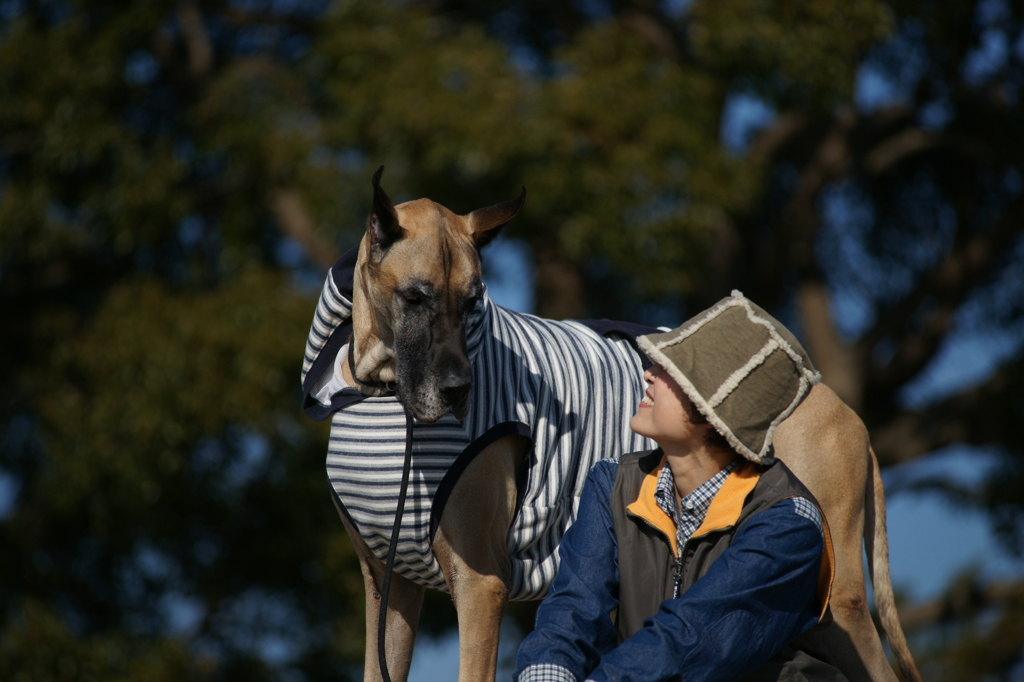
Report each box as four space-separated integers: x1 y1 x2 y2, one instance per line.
398 282 434 309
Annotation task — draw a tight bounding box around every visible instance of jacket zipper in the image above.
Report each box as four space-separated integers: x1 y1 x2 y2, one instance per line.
672 552 684 598
673 537 694 598
673 527 733 598
627 510 727 600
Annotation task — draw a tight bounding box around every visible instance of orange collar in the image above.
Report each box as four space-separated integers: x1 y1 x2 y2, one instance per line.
625 455 761 556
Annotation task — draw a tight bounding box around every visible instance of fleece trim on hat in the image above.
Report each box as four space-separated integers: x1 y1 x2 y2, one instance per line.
636 291 821 463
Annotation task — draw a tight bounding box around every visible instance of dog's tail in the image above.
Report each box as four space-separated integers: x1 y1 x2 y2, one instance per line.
865 444 921 682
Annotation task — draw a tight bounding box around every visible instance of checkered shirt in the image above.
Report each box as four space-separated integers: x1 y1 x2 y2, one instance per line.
654 460 737 553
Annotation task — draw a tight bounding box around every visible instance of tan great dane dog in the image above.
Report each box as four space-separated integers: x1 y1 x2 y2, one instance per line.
333 168 920 682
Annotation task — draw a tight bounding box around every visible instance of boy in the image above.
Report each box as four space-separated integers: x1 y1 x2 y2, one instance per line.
515 291 846 682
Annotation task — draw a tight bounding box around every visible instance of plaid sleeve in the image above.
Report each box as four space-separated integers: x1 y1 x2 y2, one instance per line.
518 664 578 682
787 496 824 540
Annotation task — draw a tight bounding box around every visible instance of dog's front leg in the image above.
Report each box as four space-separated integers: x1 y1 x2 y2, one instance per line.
434 434 528 682
335 503 424 682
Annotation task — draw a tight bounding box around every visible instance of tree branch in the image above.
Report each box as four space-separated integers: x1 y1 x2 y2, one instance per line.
859 191 1024 402
796 279 864 411
898 577 1024 632
530 240 585 320
862 128 935 175
755 110 858 309
178 1 214 79
267 188 341 271
610 0 697 66
870 350 1024 466
746 112 808 162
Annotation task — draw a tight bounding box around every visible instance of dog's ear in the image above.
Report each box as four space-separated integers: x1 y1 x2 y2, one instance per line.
467 187 526 249
369 166 404 248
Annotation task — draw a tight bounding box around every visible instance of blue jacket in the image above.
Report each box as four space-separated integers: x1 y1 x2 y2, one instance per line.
515 455 841 682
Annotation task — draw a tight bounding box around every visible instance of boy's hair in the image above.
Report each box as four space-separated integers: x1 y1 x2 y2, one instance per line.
681 396 733 453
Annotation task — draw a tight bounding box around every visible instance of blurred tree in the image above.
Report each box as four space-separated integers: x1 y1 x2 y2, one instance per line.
0 0 367 679
2 0 1023 680
898 570 1024 680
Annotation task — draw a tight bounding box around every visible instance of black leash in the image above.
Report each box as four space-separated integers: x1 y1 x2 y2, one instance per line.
347 342 407 682
348 341 392 393
377 408 414 682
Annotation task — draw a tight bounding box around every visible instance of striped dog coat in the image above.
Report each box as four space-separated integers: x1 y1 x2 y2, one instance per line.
301 249 655 600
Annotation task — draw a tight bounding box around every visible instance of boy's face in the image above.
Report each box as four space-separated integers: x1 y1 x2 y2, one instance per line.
630 364 712 452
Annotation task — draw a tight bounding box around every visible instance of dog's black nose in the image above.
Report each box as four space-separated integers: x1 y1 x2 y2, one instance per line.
439 372 471 404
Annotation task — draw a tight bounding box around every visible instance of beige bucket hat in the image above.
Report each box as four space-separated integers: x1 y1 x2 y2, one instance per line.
637 290 821 463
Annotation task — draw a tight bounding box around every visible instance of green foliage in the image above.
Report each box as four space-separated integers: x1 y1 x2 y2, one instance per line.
528 20 753 296
2 268 364 677
312 0 526 177
0 1 187 260
32 269 304 516
309 3 757 299
690 0 894 107
0 599 203 682
0 1 366 676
